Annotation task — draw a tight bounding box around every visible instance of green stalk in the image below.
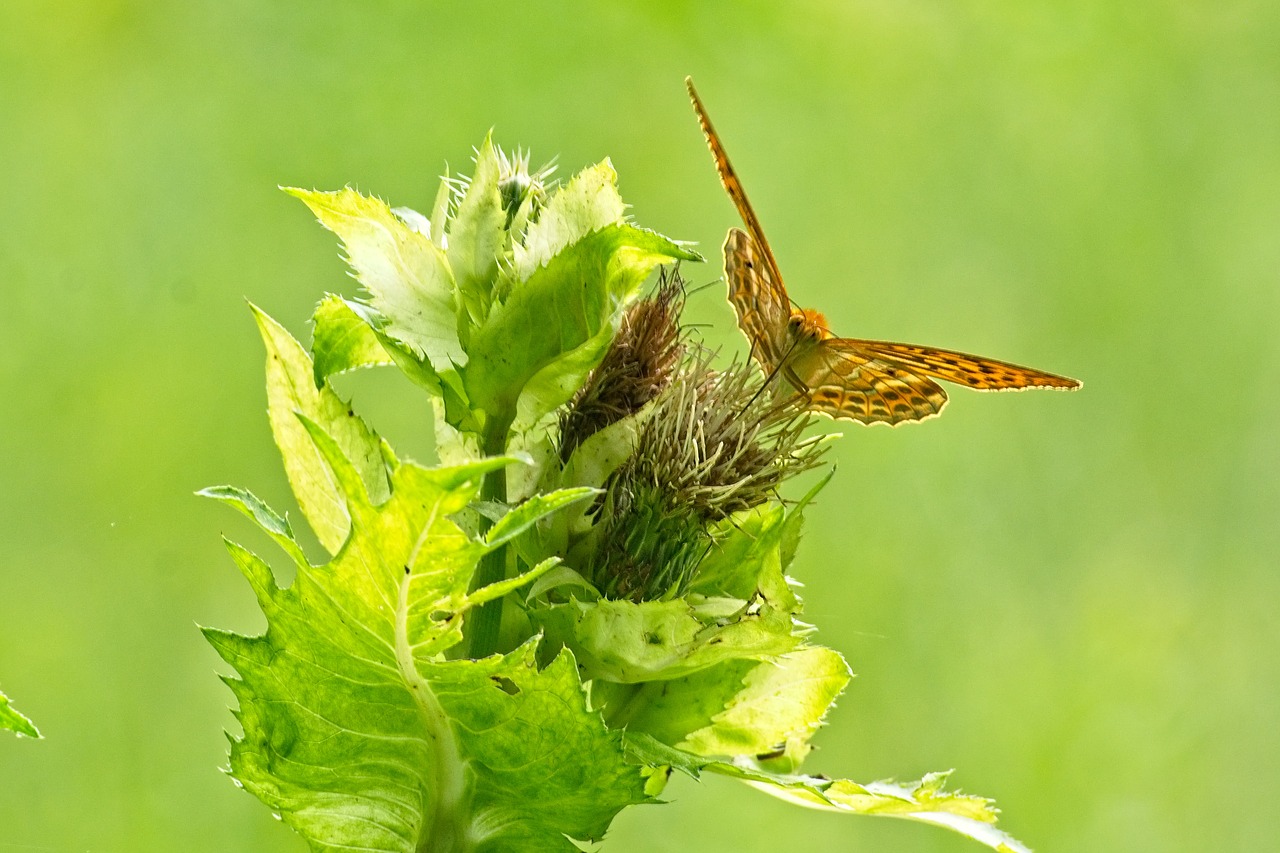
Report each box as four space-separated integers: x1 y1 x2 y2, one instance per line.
467 411 513 658
599 681 661 729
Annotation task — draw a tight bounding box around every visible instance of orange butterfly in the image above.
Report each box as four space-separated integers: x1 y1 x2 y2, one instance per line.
686 78 1081 426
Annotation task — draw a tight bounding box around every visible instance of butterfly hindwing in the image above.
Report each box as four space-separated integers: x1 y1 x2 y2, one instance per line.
796 340 949 425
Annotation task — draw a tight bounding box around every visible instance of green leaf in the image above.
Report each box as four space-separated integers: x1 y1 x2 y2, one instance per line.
310 294 395 386
467 223 697 424
691 502 798 607
525 565 600 603
254 305 390 555
286 187 464 371
483 486 599 551
447 136 506 331
535 411 651 560
428 169 451 246
558 407 650 493
624 733 1030 853
310 295 447 400
778 467 834 571
680 646 848 767
197 485 308 567
748 773 1031 853
421 645 649 850
0 687 40 739
532 594 801 684
513 160 626 280
512 323 615 431
503 420 561 505
619 646 850 768
692 490 830 612
464 557 562 609
207 444 646 850
390 204 432 236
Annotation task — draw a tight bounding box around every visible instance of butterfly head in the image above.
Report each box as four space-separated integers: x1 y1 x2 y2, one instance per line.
787 308 833 344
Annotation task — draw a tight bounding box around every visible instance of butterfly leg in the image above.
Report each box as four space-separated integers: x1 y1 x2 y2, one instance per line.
781 363 812 397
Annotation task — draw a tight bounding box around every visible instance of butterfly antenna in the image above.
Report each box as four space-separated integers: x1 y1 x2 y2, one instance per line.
684 277 723 298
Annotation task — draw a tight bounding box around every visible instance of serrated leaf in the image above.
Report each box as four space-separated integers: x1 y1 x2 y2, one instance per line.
254 305 390 554
558 407 650 493
617 646 849 769
512 322 615 431
513 160 626 280
0 687 40 738
391 204 432 236
207 444 645 850
467 223 696 424
623 733 1029 853
448 137 506 331
310 294 395 386
747 774 1031 853
692 502 802 612
310 295 446 400
532 595 801 684
464 556 562 609
503 420 561 505
286 187 464 371
484 487 599 551
778 467 834 571
680 645 849 763
429 169 451 246
525 565 600 603
431 402 483 466
197 485 308 567
421 645 649 850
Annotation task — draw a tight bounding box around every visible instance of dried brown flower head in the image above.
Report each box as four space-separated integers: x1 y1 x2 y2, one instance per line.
559 268 685 460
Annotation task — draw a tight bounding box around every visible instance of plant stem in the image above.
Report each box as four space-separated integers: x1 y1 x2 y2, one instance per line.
600 681 659 729
467 412 512 659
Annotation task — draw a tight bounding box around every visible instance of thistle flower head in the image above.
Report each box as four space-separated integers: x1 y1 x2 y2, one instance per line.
559 268 685 459
496 146 556 224
440 144 556 228
582 346 827 600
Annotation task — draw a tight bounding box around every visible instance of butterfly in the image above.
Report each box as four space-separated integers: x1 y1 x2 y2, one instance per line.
686 77 1081 426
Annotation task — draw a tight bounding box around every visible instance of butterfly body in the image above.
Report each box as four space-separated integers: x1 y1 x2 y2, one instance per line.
688 78 1080 426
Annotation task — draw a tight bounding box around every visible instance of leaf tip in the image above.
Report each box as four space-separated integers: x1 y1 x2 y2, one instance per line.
673 242 706 263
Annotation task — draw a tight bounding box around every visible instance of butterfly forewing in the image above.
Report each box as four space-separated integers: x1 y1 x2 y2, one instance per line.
686 78 789 299
724 228 792 366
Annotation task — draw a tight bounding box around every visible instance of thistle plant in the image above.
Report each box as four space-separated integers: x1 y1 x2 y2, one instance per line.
203 137 1033 851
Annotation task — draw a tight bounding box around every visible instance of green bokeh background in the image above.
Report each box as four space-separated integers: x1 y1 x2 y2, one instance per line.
2 1 1276 850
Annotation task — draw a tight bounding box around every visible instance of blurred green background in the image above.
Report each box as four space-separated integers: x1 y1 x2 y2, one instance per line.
2 1 1277 850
